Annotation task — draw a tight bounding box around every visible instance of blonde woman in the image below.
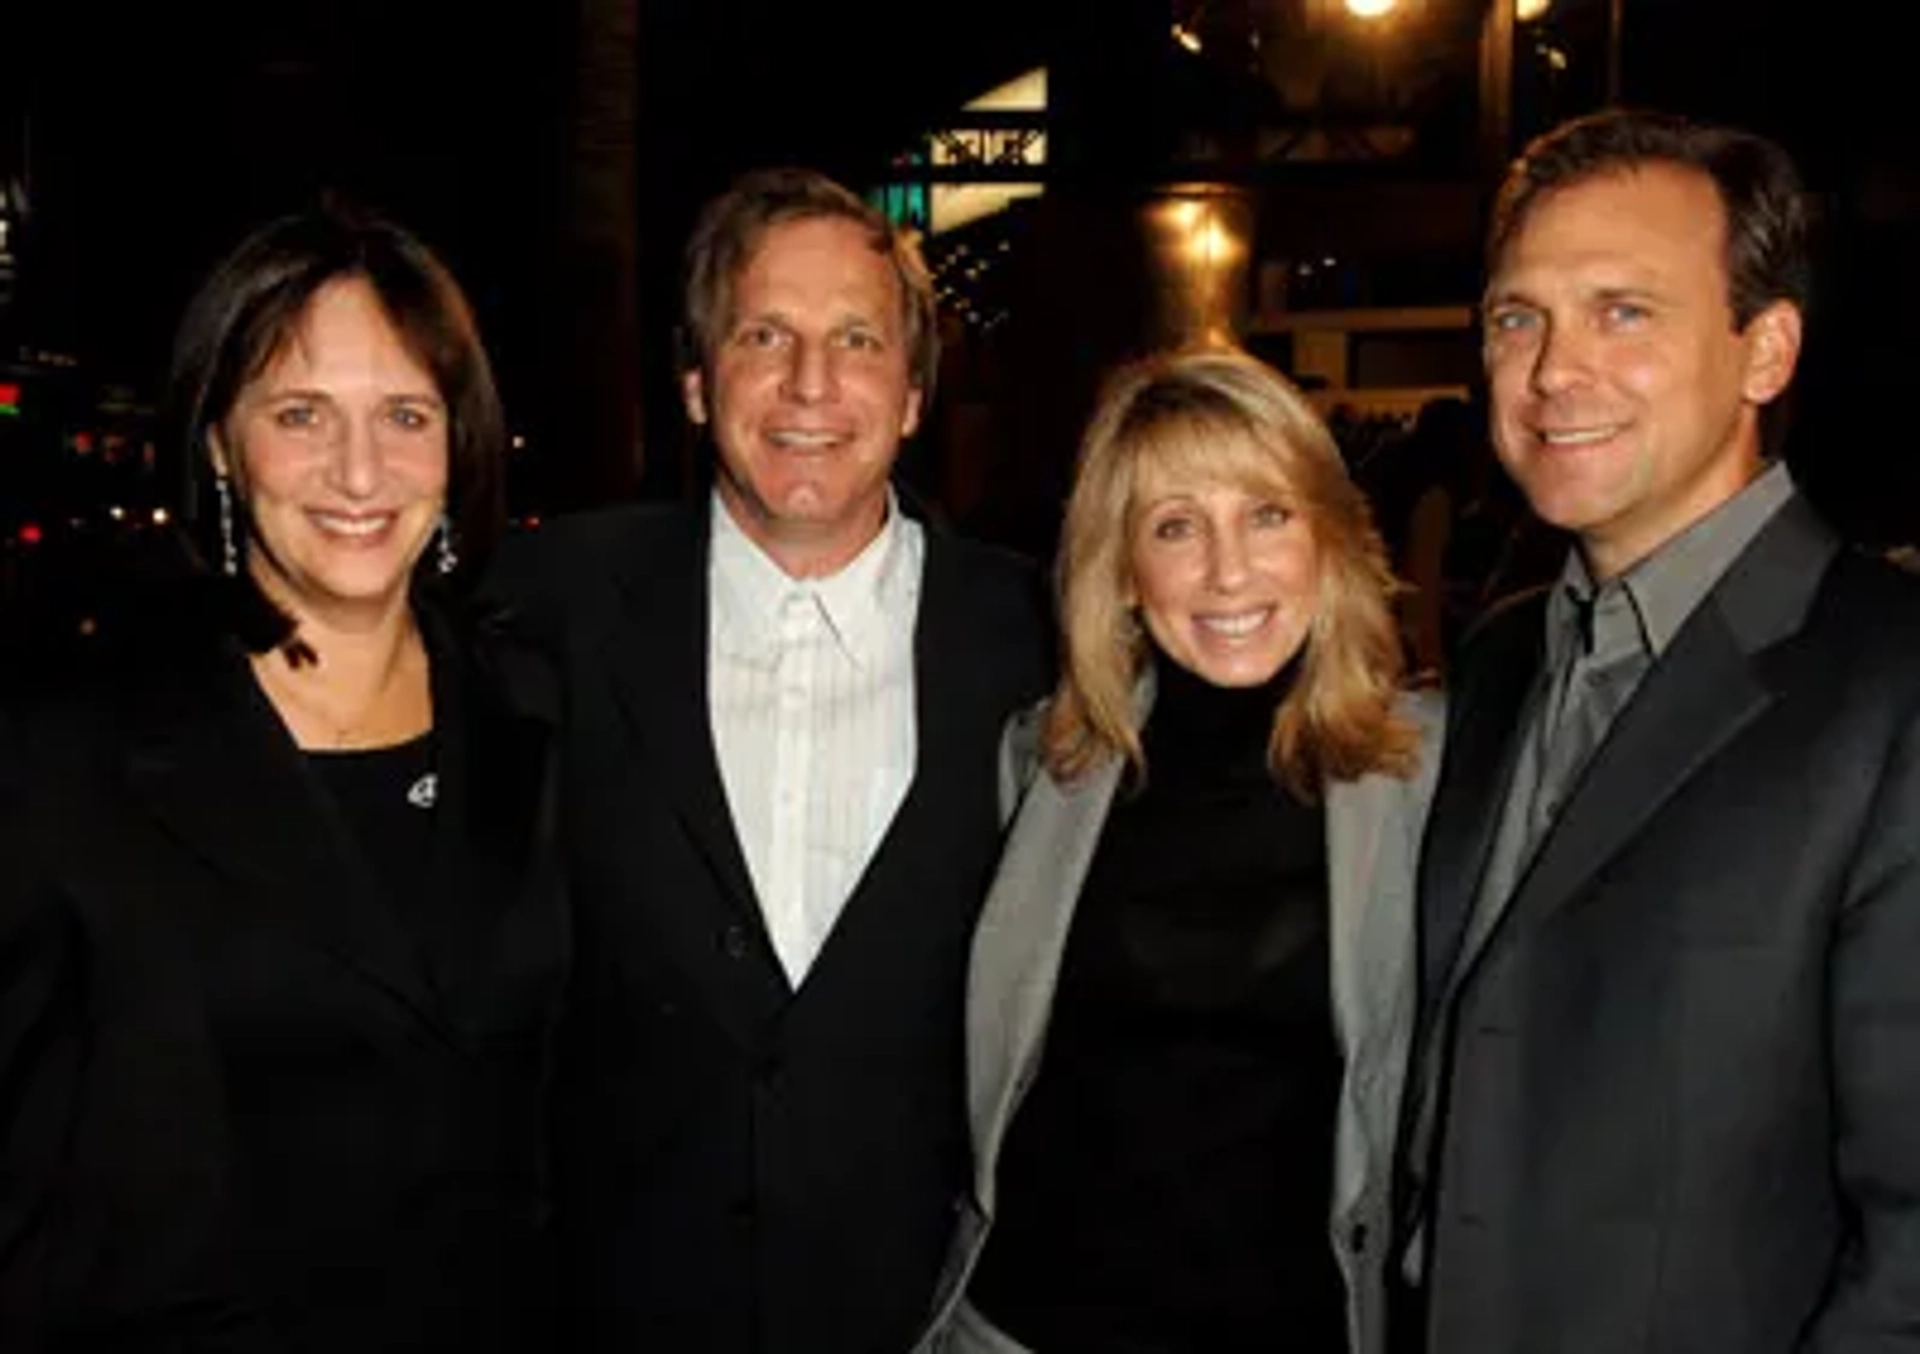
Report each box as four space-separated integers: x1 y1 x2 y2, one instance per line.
923 348 1441 1354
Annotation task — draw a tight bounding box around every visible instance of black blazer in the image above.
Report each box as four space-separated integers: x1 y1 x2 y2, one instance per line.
0 596 568 1352
487 501 1053 1354
1399 496 1920 1352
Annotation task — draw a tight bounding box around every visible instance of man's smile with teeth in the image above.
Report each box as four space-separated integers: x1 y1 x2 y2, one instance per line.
1537 424 1625 446
769 429 846 449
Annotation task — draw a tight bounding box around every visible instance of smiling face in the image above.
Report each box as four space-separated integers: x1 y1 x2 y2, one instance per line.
682 214 923 579
1127 452 1323 689
213 276 448 632
1482 161 1801 579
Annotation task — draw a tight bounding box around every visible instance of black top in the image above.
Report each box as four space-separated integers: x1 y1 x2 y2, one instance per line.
0 598 568 1352
970 652 1346 1353
308 732 439 927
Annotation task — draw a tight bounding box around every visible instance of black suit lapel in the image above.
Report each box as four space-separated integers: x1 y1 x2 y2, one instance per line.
794 524 978 996
592 509 790 1045
121 652 444 1034
599 511 761 922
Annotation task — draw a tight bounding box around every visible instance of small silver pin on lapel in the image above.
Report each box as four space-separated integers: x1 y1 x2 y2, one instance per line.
407 772 438 809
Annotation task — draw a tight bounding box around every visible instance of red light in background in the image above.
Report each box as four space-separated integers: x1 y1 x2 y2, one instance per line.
18 522 43 546
0 382 20 415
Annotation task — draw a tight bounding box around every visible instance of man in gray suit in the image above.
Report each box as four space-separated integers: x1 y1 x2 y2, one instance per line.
1390 109 1920 1352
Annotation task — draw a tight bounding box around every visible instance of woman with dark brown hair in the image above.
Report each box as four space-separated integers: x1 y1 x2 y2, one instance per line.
0 207 565 1351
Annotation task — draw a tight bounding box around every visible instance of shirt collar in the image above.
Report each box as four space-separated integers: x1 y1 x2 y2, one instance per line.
1547 459 1797 669
708 488 920 669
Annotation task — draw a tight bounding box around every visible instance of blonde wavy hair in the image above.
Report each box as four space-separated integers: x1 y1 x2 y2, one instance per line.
1042 346 1418 798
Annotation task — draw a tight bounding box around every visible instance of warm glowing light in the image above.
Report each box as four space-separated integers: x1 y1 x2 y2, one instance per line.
1187 219 1231 265
1167 200 1204 231
1344 0 1398 16
966 69 1046 111
1171 22 1203 53
1180 213 1239 268
926 68 1049 235
151 507 171 526
1516 0 1550 18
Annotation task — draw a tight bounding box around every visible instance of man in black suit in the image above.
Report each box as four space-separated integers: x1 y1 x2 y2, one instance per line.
1388 109 1920 1352
489 169 1052 1352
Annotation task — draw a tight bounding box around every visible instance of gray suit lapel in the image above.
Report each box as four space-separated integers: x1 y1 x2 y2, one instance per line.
1327 773 1391 1061
1327 692 1444 1294
1330 692 1444 1087
967 753 1124 1212
1501 497 1836 939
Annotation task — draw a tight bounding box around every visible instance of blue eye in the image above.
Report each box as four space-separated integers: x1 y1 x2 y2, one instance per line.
1603 300 1650 326
387 404 436 432
1251 502 1293 528
1486 307 1537 335
273 404 319 430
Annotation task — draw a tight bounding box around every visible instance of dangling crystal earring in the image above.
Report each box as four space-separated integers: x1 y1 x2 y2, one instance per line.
214 472 239 577
435 514 458 576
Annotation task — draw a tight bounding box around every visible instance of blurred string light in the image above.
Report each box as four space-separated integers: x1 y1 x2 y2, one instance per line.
1344 0 1399 17
1516 0 1551 20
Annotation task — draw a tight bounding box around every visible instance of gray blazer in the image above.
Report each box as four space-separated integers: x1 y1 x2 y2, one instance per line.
916 683 1444 1354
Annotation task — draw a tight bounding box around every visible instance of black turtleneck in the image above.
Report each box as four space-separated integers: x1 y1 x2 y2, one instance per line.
969 652 1344 1353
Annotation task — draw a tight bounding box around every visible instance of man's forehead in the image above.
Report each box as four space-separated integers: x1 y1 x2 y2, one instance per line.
1490 166 1727 290
725 223 907 331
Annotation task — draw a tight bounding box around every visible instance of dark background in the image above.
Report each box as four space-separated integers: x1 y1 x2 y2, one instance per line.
3 0 1916 574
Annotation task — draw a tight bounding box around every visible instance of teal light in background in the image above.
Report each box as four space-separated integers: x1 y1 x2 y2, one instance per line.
869 147 930 232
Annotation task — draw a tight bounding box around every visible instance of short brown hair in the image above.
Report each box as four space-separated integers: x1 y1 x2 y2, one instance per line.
170 203 505 652
1489 108 1811 328
1043 347 1417 799
679 167 939 399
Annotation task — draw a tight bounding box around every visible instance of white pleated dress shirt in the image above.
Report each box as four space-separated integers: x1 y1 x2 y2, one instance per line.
707 492 924 986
